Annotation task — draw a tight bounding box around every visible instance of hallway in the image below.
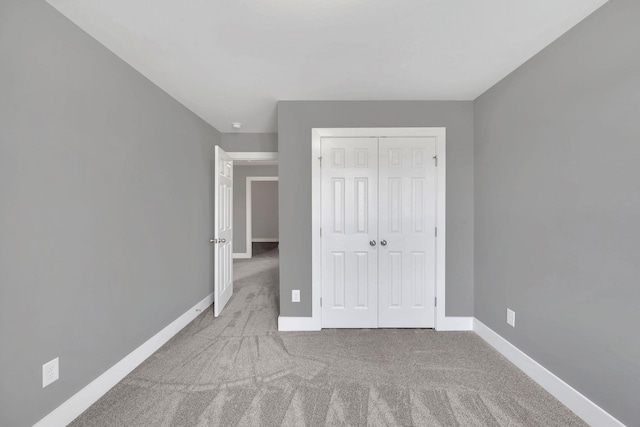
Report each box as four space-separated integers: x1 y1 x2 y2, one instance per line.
71 248 584 426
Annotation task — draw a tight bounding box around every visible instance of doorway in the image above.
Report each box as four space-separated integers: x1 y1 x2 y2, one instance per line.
232 172 279 259
211 150 278 317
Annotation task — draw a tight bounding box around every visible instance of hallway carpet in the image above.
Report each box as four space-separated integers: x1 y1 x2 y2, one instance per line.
71 249 585 426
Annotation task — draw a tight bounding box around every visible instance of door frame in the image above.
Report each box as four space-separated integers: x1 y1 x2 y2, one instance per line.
311 128 448 330
244 176 279 259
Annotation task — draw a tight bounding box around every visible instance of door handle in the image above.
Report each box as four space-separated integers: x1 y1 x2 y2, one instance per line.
369 240 377 247
210 239 217 244
380 240 387 246
220 238 226 243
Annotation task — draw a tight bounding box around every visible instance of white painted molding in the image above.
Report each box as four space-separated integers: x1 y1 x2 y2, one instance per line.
435 316 473 331
473 319 626 427
227 152 278 161
252 238 279 243
33 294 213 427
278 316 322 332
277 316 472 332
233 252 251 259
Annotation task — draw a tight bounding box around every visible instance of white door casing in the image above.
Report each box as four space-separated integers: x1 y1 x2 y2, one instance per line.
378 137 436 328
318 128 442 330
311 128 447 332
213 146 233 317
321 138 379 328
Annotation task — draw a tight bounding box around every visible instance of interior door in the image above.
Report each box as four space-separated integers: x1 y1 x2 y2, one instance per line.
378 137 437 327
321 138 379 328
213 146 233 317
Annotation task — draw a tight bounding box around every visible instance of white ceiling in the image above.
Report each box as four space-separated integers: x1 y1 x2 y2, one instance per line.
46 0 608 133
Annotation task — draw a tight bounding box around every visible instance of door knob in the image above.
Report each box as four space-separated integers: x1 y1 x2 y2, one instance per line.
380 240 387 246
210 239 217 243
220 238 226 243
369 240 377 247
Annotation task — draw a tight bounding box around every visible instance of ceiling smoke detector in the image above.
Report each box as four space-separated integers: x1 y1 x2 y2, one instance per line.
231 122 242 130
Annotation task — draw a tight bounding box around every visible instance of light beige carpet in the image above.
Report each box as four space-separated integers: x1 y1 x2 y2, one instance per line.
71 248 586 426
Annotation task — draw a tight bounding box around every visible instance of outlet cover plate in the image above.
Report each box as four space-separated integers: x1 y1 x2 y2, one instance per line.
43 357 59 388
507 309 516 327
292 289 300 303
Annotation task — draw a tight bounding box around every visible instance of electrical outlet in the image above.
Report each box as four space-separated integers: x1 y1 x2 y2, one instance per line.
292 289 300 303
506 308 516 327
42 357 59 388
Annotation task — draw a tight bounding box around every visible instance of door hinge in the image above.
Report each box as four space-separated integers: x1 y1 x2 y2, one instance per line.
318 156 322 167
320 228 322 237
320 298 322 307
433 155 438 167
435 227 437 237
435 297 437 307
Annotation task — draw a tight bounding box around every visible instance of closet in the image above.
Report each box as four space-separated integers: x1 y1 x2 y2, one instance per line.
320 135 438 328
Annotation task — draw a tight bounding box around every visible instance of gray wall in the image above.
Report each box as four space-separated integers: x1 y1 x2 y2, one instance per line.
221 133 278 153
278 101 474 317
233 166 279 254
252 181 279 241
474 0 640 424
0 1 220 426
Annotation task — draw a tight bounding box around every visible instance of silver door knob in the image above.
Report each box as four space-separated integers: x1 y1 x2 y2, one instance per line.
220 238 226 243
210 239 217 243
380 240 387 246
369 240 376 247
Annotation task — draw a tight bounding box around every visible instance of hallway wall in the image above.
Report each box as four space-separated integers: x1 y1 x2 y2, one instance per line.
252 181 279 242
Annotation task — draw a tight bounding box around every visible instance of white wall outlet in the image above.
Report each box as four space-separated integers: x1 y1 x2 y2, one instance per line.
292 289 300 303
42 357 59 388
507 308 516 327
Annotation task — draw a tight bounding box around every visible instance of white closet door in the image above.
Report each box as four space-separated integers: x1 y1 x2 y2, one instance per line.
321 138 378 328
378 137 437 328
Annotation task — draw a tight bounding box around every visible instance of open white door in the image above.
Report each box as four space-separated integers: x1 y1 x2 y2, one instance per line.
213 146 233 317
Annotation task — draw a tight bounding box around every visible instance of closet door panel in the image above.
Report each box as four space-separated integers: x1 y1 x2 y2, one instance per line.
321 138 378 328
378 137 437 328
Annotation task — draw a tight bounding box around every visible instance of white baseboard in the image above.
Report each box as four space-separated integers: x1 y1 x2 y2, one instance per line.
233 252 251 259
435 316 474 331
251 238 279 243
473 319 625 427
277 316 473 332
34 293 213 427
278 316 321 331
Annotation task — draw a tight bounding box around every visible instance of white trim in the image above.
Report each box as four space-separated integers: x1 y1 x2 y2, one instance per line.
245 176 279 259
433 129 447 331
227 152 278 162
276 314 472 332
311 128 446 138
233 252 251 259
434 316 473 331
33 294 213 427
311 127 447 330
473 319 626 427
278 316 321 331
252 238 279 243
